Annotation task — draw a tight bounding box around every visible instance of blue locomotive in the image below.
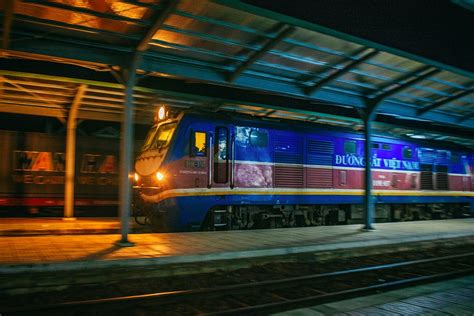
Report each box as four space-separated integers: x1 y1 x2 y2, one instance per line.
134 107 474 231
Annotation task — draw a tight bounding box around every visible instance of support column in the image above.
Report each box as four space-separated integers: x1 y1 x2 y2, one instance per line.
360 67 439 231
363 115 375 230
117 63 138 246
115 0 177 245
64 84 87 219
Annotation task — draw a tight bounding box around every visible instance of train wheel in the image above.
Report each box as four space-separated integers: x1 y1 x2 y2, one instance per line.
134 212 150 226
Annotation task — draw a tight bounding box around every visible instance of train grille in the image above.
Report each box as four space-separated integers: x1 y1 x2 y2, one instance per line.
275 166 304 188
436 165 449 190
306 139 334 188
307 168 333 188
274 135 303 188
420 164 433 190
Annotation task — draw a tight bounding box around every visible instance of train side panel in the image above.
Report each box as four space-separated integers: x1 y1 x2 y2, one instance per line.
0 131 119 211
141 114 474 231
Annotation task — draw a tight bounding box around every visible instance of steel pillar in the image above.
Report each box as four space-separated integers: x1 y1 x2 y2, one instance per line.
116 0 177 247
117 60 139 246
363 115 375 230
63 84 87 219
362 67 439 231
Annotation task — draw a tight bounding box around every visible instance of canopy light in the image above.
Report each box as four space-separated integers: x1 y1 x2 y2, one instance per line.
407 133 427 139
158 106 166 120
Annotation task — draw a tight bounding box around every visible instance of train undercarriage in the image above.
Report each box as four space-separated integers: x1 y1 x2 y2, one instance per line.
201 203 471 231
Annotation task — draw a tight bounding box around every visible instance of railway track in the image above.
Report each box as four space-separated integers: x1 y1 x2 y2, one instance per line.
4 251 474 315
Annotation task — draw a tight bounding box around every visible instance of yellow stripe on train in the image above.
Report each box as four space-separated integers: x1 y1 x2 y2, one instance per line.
141 188 474 203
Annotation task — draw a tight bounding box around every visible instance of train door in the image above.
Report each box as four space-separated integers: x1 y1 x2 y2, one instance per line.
210 126 233 189
206 126 234 230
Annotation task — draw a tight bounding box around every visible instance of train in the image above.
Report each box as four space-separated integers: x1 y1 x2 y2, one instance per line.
0 130 120 216
134 107 474 232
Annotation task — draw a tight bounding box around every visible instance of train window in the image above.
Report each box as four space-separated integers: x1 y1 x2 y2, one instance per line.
190 131 207 157
344 141 356 154
214 127 229 183
372 143 380 149
142 126 159 151
250 130 268 147
151 123 176 150
382 144 391 150
403 147 413 159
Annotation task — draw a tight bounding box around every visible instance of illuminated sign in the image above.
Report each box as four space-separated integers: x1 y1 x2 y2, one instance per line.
335 154 420 170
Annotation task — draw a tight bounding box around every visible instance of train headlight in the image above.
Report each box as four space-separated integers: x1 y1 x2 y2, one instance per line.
134 172 140 182
156 171 164 181
158 106 166 120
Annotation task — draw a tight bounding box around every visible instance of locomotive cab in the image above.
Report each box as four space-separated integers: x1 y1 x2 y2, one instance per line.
133 107 181 203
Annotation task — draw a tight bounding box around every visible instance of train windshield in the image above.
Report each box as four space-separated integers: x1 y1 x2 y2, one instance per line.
142 126 159 151
143 123 177 151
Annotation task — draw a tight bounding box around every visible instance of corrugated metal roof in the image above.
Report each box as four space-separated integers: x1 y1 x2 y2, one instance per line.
1 0 473 146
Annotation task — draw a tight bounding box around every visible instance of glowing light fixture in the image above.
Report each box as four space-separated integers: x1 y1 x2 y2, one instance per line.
158 106 166 120
134 172 140 182
156 171 164 181
407 133 426 139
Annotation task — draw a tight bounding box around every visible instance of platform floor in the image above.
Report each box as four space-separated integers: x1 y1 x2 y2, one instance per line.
0 217 148 236
1 218 474 273
277 275 474 315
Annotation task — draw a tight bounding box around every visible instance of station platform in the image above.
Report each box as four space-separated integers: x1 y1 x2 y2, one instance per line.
1 218 474 295
0 217 149 236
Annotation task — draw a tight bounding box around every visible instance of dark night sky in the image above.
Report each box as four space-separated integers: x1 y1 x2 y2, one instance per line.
243 0 474 72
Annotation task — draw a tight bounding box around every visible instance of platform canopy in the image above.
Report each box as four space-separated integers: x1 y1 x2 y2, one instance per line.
0 0 473 147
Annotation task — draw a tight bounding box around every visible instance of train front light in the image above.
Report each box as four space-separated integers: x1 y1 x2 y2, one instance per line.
156 171 164 182
134 172 140 182
158 106 166 120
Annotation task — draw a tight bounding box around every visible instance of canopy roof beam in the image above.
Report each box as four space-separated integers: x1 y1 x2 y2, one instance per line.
2 0 14 49
368 66 440 114
22 0 149 26
229 24 295 83
305 48 378 95
122 0 163 10
458 112 474 123
0 74 67 123
417 87 474 115
136 0 179 53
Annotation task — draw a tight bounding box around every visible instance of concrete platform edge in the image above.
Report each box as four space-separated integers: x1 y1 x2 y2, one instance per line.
2 231 473 274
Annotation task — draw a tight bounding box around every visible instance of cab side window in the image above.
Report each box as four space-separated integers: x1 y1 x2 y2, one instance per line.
214 127 229 183
250 130 268 147
190 131 207 157
403 146 413 159
344 141 356 154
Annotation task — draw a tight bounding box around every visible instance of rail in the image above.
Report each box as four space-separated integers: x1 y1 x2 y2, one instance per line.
5 252 474 315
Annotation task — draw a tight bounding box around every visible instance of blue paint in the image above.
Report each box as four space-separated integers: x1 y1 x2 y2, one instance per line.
169 113 473 174
142 112 474 231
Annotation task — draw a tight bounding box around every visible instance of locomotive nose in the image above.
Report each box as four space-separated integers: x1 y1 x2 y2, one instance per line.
134 151 165 177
